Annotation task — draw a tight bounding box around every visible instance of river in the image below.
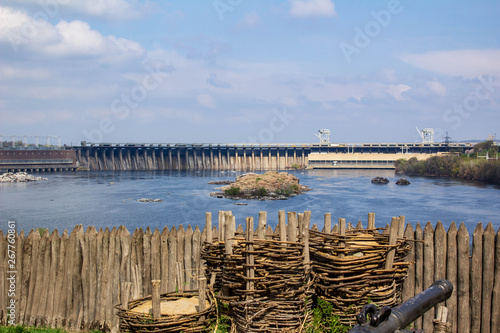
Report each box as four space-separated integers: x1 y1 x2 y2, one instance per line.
0 169 498 234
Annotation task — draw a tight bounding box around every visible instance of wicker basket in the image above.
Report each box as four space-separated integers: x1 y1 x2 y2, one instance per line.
115 291 216 333
310 229 411 326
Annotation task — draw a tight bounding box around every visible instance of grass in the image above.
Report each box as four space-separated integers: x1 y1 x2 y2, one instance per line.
0 327 103 333
306 298 350 333
224 187 241 196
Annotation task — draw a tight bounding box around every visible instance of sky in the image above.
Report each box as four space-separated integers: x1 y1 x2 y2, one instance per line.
0 0 499 145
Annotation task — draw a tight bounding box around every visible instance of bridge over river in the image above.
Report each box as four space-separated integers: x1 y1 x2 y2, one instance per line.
0 141 474 172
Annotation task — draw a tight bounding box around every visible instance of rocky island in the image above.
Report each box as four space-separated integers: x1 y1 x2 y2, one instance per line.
0 172 48 182
210 171 311 200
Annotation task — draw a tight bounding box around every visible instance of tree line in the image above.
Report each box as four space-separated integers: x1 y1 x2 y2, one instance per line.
395 141 500 184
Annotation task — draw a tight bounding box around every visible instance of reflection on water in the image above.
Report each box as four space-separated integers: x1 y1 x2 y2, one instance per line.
0 169 498 235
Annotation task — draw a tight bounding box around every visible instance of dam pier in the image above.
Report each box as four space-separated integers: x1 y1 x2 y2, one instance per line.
0 141 474 172
75 141 472 171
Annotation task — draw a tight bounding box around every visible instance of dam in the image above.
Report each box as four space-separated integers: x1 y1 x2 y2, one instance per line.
73 141 474 171
0 141 474 172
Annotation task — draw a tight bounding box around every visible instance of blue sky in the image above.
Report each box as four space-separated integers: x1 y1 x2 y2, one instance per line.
1 0 499 145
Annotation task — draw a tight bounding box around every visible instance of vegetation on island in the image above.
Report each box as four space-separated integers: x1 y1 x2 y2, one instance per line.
211 171 311 200
395 140 500 184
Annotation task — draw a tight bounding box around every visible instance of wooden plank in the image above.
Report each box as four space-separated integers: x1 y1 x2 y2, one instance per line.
15 231 25 325
143 227 152 296
167 227 177 293
218 211 225 242
120 227 132 285
367 212 375 230
21 230 35 325
446 222 458 333
160 227 169 293
111 227 122 332
94 228 104 329
257 211 267 240
434 221 447 314
152 280 161 319
414 222 423 330
184 226 193 290
99 228 110 329
491 226 500 333
384 217 398 270
120 282 131 310
205 212 212 243
151 228 161 281
32 229 49 325
246 217 255 296
104 227 116 331
402 224 415 302
131 228 143 299
192 226 202 290
323 213 331 233
81 227 91 329
298 213 304 242
422 221 435 333
177 225 185 290
224 212 235 255
303 211 311 266
87 227 98 329
481 222 495 333
471 223 483 333
279 210 286 242
287 212 298 243
456 223 470 333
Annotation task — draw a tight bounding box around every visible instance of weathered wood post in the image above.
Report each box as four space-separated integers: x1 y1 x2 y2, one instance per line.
367 212 375 230
471 223 483 333
199 277 207 312
120 282 132 310
446 222 458 333
257 211 266 239
246 217 255 297
434 221 447 313
482 222 495 333
205 212 212 243
298 213 304 242
287 212 298 243
176 262 184 293
414 223 423 330
422 222 435 332
303 211 311 267
218 211 225 243
151 280 161 320
279 210 286 242
456 223 470 332
339 218 346 262
384 217 398 270
402 224 415 303
491 226 500 333
324 213 331 234
167 227 177 293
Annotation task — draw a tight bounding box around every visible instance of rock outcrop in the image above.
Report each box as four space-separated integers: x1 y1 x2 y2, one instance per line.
210 171 311 200
371 176 390 184
396 178 411 185
0 172 48 182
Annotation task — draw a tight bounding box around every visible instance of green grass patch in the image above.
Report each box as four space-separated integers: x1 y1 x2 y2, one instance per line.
224 187 241 196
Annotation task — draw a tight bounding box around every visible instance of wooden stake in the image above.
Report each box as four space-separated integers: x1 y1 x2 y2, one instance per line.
151 280 161 320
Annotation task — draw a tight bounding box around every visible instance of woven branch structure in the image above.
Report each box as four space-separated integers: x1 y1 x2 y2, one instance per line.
217 237 313 332
309 228 411 326
115 291 216 333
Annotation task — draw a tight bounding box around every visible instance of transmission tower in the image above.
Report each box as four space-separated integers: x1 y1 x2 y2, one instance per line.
314 129 330 144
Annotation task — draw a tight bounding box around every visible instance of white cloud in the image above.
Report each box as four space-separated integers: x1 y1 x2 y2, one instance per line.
289 0 336 18
2 0 150 20
400 49 500 79
386 84 411 101
426 80 447 96
197 94 216 109
0 6 144 61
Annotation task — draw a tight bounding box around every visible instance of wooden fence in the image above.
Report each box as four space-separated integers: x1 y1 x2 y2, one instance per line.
0 212 498 332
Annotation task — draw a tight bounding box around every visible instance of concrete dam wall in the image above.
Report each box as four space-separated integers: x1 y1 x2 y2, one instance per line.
76 145 311 171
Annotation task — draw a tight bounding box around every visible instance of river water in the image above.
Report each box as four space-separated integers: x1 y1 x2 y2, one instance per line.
0 169 498 234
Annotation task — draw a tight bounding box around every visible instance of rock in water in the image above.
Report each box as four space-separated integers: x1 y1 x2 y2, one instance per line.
371 177 390 184
0 172 48 182
396 178 411 185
